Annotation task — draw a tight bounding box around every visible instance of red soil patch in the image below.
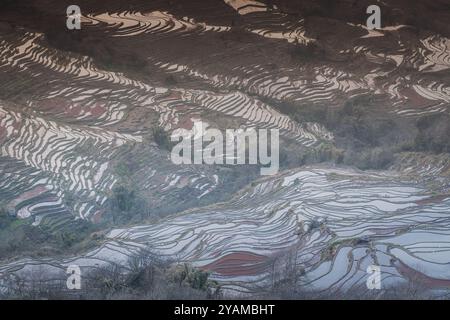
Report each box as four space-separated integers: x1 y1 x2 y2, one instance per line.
90 102 107 117
91 210 105 224
165 91 183 100
36 98 72 112
176 116 196 130
201 252 271 277
416 194 450 205
67 105 82 117
401 87 436 109
8 185 48 208
396 260 450 289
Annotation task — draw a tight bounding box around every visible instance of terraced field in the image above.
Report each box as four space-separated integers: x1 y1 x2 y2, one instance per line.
0 0 449 299
2 166 450 297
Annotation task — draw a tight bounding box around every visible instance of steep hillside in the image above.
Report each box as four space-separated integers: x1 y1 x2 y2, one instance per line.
0 0 449 299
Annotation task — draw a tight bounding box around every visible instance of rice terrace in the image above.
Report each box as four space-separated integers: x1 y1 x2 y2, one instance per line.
0 0 449 301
